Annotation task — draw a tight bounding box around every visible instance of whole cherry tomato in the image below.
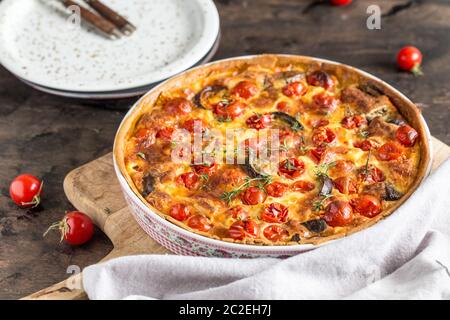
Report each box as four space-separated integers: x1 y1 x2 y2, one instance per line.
241 187 267 205
328 160 355 177
192 162 218 175
246 113 272 129
182 119 207 133
214 101 246 120
312 127 337 146
265 182 289 198
165 97 193 115
376 142 403 161
330 0 352 6
262 203 289 223
306 70 335 89
229 219 259 240
396 125 418 147
350 195 382 218
187 215 212 232
309 147 326 163
263 225 289 242
176 172 200 190
333 177 358 194
323 200 354 227
44 211 94 246
278 158 305 179
169 203 191 221
291 180 316 192
341 115 367 129
232 81 258 99
226 206 249 219
358 165 385 184
10 174 43 208
282 81 308 97
312 93 338 113
397 46 423 75
353 140 373 151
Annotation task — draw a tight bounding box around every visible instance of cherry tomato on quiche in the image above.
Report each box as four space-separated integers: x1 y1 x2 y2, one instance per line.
330 0 352 6
265 182 289 198
176 172 200 190
165 97 193 115
306 70 335 90
229 219 259 240
328 160 355 177
323 200 353 227
397 46 423 75
182 119 207 133
376 142 404 161
278 158 305 179
282 81 308 97
312 127 337 146
353 140 373 151
135 128 153 141
262 203 289 223
358 165 386 184
169 203 191 221
44 211 94 246
156 127 174 140
241 187 267 205
263 225 289 242
311 118 330 128
226 206 249 220
309 147 326 163
214 101 246 120
333 177 358 194
291 180 316 192
192 162 218 175
246 113 272 129
350 195 382 218
341 115 367 129
396 125 418 147
10 174 43 208
312 92 338 113
232 81 258 99
187 215 212 232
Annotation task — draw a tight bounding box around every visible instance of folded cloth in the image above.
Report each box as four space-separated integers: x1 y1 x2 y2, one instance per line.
83 158 450 300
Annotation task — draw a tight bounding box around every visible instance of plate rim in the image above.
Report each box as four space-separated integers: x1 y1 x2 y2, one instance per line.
0 0 220 92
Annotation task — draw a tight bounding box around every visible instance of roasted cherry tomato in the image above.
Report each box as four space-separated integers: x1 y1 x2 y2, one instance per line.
214 101 246 120
350 195 382 218
262 203 289 223
187 215 212 232
226 206 248 220
397 46 423 75
311 118 330 128
276 101 290 112
263 225 289 242
309 147 326 163
232 81 258 99
182 119 207 133
312 127 337 146
330 0 352 6
306 70 334 89
165 97 193 115
376 142 403 161
10 174 43 208
192 162 218 175
246 113 272 129
278 158 305 179
169 203 191 221
323 200 354 227
135 128 153 141
396 125 418 147
328 160 355 177
176 172 200 190
353 140 373 151
44 211 94 246
282 81 308 97
229 219 259 240
312 92 338 113
341 115 367 129
156 127 174 140
358 165 385 184
333 177 358 194
291 180 315 192
241 187 267 205
266 182 289 198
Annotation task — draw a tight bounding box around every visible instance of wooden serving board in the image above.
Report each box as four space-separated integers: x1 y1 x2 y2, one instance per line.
24 137 450 300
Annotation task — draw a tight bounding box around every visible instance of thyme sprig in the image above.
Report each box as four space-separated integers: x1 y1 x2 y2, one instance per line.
314 161 336 179
360 149 372 181
220 175 273 205
313 194 333 212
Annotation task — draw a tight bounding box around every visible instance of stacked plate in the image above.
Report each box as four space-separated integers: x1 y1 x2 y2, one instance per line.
0 0 220 99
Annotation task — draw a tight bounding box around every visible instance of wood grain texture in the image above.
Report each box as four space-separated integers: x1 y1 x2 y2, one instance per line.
23 137 450 300
1 0 450 299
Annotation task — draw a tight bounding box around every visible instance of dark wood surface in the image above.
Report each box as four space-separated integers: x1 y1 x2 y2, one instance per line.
0 0 449 299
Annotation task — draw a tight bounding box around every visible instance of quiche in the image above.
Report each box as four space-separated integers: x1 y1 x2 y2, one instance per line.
115 55 430 246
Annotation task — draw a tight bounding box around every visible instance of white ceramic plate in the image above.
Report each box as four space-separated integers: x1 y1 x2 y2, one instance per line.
0 0 220 92
19 31 221 100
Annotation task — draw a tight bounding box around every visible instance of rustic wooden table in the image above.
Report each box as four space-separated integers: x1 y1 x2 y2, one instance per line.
0 0 448 299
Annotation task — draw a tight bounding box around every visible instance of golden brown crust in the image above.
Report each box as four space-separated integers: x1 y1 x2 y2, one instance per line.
114 54 430 246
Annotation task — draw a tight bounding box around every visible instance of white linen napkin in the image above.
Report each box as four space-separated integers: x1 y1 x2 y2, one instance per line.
83 158 450 300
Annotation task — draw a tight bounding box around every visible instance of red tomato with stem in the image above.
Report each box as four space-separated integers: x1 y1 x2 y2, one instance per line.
176 172 200 190
192 162 218 175
10 174 43 208
312 128 337 146
44 211 94 246
278 158 305 179
397 46 423 75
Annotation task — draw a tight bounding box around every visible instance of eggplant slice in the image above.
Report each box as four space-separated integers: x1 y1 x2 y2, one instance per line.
383 184 404 201
271 112 304 131
194 85 228 110
141 174 156 197
302 219 327 233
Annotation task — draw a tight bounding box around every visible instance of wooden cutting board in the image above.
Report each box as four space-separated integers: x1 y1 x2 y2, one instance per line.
23 137 450 300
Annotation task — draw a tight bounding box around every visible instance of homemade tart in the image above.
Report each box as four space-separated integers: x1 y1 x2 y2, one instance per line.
115 55 430 246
